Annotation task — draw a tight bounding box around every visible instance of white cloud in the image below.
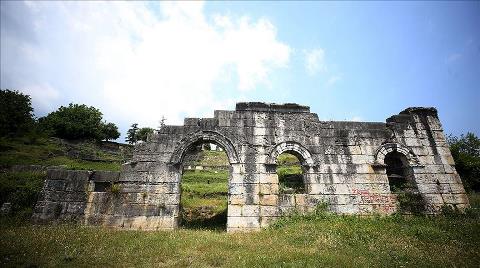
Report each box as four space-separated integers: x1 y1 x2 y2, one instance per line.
326 75 342 87
304 48 326 75
23 83 60 112
1 1 290 129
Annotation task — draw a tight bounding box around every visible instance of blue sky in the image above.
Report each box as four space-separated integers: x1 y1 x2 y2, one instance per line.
1 1 479 141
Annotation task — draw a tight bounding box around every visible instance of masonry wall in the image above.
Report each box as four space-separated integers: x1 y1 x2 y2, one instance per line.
33 102 469 231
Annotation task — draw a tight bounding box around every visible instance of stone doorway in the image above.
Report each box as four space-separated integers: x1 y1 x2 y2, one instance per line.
384 150 425 214
179 141 230 230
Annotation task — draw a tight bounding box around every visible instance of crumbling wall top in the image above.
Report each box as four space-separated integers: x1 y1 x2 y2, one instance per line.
235 102 310 113
399 107 438 117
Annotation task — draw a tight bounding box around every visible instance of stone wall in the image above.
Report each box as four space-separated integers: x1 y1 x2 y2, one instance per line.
33 169 90 223
33 102 469 232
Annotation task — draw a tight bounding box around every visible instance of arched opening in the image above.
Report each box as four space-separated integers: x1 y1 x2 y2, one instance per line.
276 152 305 194
180 141 229 230
385 151 410 192
384 151 424 214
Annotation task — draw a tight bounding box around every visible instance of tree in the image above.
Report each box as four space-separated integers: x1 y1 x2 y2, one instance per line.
125 124 154 144
101 122 120 141
137 127 154 142
40 103 119 141
126 123 139 144
0 89 34 137
447 132 480 192
158 116 166 131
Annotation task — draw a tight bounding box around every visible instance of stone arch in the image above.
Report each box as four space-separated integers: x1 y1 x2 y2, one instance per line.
374 143 420 167
169 130 239 165
266 141 315 167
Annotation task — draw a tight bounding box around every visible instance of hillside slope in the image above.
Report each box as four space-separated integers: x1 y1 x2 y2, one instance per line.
0 137 132 218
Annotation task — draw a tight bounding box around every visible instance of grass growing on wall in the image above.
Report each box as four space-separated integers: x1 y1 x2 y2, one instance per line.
1 195 479 267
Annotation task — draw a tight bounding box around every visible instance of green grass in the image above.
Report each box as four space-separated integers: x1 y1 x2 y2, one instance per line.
42 156 121 171
180 169 228 230
277 165 303 178
1 204 479 267
196 150 229 166
181 195 227 210
277 152 301 165
469 192 480 208
0 171 46 219
277 153 304 193
182 169 228 184
0 137 124 171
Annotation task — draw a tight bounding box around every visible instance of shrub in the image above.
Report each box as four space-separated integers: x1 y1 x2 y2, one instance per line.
447 132 480 192
396 192 426 215
125 124 154 144
39 103 120 141
110 183 122 195
0 89 35 137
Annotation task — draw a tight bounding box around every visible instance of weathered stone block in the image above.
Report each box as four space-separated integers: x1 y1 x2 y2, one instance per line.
227 216 260 228
242 205 260 216
260 194 278 206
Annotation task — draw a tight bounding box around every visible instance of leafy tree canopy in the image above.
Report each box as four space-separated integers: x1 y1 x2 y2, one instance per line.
447 132 480 192
137 127 154 142
101 122 120 141
125 124 154 144
40 103 119 141
0 89 34 137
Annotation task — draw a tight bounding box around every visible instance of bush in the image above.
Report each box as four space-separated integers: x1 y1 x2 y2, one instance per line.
0 89 35 137
100 123 120 141
396 192 426 215
447 132 480 192
110 183 122 195
125 124 154 144
39 103 120 141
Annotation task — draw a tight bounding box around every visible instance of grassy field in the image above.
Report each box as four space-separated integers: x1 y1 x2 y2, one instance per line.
1 198 479 267
0 137 128 171
180 169 229 230
1 143 479 266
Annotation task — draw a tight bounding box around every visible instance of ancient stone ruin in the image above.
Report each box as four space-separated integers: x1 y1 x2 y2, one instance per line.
33 102 469 232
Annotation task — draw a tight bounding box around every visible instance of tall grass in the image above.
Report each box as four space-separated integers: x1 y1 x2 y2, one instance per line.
0 171 46 219
1 205 479 267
